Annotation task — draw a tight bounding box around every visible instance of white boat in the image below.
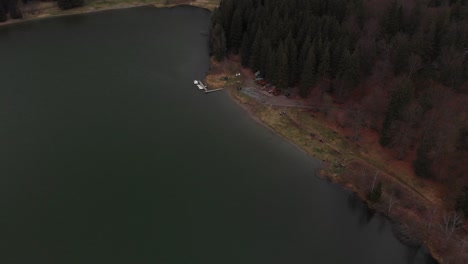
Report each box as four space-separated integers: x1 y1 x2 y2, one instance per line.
194 80 206 90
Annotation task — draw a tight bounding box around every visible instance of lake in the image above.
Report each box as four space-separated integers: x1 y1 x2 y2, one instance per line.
0 6 436 264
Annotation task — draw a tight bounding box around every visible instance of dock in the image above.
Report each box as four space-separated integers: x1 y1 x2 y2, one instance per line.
204 88 224 93
194 80 224 94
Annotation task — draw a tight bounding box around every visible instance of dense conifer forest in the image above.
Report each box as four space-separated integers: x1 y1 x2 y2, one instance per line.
0 0 23 21
211 0 468 212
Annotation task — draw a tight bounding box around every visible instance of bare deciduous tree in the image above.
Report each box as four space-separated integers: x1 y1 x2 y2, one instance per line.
457 238 467 256
441 211 464 242
360 169 366 186
388 193 398 214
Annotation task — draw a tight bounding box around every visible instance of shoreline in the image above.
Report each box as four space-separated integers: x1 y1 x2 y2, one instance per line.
209 61 466 263
226 86 442 262
0 0 218 28
227 84 436 254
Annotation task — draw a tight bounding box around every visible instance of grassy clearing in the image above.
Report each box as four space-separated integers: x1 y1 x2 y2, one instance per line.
205 59 243 89
231 88 348 176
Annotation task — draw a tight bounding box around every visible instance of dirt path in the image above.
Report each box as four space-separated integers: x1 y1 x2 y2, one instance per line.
240 85 435 205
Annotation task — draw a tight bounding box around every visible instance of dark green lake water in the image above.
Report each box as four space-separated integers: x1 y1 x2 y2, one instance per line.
0 6 435 264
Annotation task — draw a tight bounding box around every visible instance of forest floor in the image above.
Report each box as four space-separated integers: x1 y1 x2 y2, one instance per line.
0 0 220 27
206 58 468 264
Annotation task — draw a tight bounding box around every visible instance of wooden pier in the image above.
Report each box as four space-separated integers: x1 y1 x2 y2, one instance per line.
194 80 224 94
204 88 224 93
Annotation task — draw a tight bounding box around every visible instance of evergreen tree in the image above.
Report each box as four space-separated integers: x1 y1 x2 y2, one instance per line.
249 27 264 71
430 15 447 60
456 186 468 218
457 126 468 151
329 40 344 78
260 38 273 76
287 35 298 86
380 79 414 146
219 0 235 39
228 7 243 54
297 35 312 77
275 42 289 88
210 23 227 62
240 34 251 67
210 7 222 27
368 182 383 203
265 45 277 82
0 1 6 23
318 44 331 79
414 140 434 178
382 0 402 39
300 46 317 98
393 33 411 75
335 48 360 100
8 0 21 19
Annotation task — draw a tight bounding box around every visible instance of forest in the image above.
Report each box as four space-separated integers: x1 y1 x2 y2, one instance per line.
0 0 83 22
210 0 468 214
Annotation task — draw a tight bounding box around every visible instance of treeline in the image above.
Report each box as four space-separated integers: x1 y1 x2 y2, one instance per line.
210 0 468 204
0 0 23 21
211 0 468 95
0 0 84 22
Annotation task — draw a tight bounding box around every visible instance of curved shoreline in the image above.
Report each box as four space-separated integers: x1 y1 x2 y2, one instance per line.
222 81 458 263
0 0 218 28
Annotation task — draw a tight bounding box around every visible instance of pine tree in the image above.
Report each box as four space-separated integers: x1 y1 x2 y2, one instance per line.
344 50 360 88
287 36 298 86
265 46 277 83
329 40 344 78
380 79 414 146
240 34 251 67
318 44 331 79
229 7 243 54
219 0 235 40
382 0 402 39
300 46 317 98
456 186 468 218
249 27 264 71
7 0 22 19
210 23 227 62
393 33 410 75
335 48 359 100
260 38 272 76
275 42 289 89
297 35 312 77
0 1 6 23
414 140 433 178
368 182 383 203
